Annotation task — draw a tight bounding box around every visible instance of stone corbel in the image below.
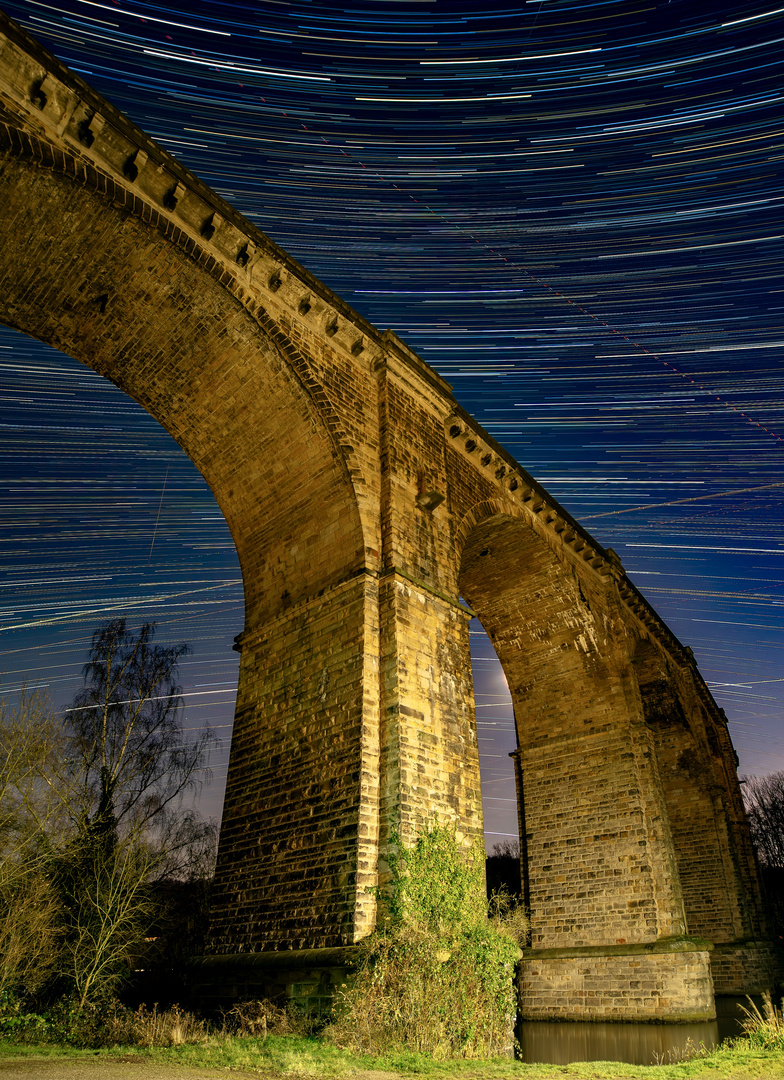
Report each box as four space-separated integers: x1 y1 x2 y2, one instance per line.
29 72 54 110
77 110 104 148
123 148 148 182
163 180 186 211
201 211 222 240
236 239 257 268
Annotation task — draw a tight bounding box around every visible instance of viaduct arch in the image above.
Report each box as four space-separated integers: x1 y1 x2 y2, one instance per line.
0 9 776 1021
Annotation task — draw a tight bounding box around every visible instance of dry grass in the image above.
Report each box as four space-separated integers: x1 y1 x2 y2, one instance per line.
128 1003 210 1047
739 991 784 1050
650 1037 712 1065
221 999 311 1041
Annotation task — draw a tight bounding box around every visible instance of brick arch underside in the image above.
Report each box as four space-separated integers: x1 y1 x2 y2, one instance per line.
458 512 615 735
631 639 756 942
458 512 690 948
0 150 366 634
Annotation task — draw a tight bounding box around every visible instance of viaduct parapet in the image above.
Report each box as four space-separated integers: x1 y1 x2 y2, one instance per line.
0 8 776 1021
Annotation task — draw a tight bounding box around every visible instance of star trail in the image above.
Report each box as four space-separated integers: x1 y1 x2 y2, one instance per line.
0 0 782 844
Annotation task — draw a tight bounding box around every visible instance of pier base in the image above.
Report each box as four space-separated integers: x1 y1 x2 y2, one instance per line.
189 947 356 1016
710 939 781 995
518 938 715 1022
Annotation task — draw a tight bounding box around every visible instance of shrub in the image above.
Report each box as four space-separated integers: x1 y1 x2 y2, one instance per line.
326 825 525 1059
0 997 210 1048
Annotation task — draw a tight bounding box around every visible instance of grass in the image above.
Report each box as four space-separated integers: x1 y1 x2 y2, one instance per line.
3 989 784 1079
2 1032 784 1079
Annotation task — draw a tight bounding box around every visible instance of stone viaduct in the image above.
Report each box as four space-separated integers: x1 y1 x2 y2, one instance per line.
0 9 776 1022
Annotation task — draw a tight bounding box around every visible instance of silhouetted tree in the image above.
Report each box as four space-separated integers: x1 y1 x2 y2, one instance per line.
63 618 211 846
743 772 784 940
485 839 521 900
53 619 216 1003
745 772 784 868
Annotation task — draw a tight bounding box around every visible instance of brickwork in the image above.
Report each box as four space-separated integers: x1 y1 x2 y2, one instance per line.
0 9 776 1017
456 514 687 950
710 941 781 995
630 638 775 995
633 642 744 941
377 573 482 854
519 942 715 1022
209 577 380 951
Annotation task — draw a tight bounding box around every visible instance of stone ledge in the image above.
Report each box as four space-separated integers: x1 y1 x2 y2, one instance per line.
713 938 779 950
521 935 714 961
192 946 358 970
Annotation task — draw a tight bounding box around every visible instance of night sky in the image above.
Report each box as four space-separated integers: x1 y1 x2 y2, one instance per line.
0 0 782 847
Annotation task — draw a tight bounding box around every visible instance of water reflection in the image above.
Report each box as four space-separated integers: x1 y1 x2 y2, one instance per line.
517 1007 744 1066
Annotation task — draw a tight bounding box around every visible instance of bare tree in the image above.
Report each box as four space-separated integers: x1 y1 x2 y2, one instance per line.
59 837 155 1007
52 619 216 1004
1 623 217 1005
62 619 212 846
743 772 784 941
743 772 784 868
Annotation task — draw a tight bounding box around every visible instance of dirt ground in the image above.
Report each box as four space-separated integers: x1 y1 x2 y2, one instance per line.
0 1056 401 1080
0 1059 254 1080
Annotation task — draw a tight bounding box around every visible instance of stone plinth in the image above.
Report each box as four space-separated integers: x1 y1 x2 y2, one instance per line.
519 938 715 1022
190 948 355 1016
710 940 782 996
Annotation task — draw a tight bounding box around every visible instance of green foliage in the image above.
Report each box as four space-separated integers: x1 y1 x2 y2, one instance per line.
0 997 208 1048
327 824 526 1060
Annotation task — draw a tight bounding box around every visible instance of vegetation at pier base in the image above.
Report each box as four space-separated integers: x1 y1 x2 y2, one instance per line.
326 824 527 1060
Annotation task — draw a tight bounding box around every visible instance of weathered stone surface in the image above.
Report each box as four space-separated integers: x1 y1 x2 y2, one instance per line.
518 940 716 1022
0 9 776 1019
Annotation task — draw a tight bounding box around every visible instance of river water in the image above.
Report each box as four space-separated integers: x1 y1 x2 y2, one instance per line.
517 1000 746 1065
